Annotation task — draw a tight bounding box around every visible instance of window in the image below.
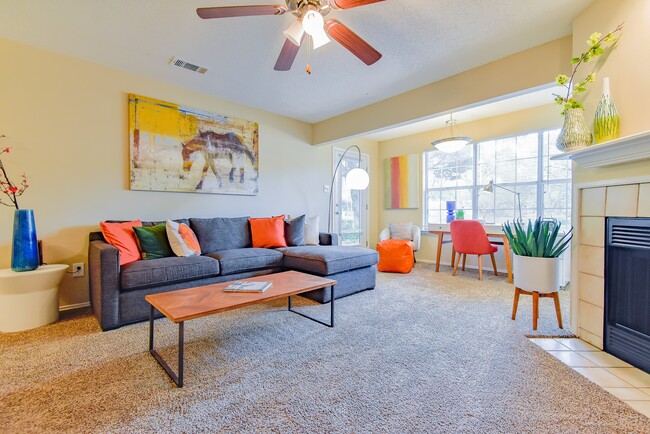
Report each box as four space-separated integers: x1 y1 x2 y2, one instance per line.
424 128 572 228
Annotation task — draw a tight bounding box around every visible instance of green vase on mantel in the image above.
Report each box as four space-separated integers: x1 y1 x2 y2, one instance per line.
593 77 620 144
556 108 593 152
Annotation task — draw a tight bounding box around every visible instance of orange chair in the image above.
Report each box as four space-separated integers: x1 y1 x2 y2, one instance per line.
449 220 498 280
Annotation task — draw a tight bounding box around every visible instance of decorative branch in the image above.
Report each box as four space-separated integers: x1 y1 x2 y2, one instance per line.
553 23 623 114
0 135 29 209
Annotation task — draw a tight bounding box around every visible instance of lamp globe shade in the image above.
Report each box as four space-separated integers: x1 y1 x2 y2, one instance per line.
346 168 369 190
433 137 471 153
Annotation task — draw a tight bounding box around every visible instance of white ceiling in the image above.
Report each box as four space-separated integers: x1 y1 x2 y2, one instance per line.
0 0 594 123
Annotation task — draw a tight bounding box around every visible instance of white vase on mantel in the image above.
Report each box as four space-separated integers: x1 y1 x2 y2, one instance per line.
593 77 620 144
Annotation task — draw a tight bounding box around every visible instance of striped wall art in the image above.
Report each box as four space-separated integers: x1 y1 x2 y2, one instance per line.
383 154 419 209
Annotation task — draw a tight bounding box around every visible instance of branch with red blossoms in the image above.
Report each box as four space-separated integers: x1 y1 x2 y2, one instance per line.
0 136 29 209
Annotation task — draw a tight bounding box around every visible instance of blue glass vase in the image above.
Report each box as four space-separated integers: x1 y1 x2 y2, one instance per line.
11 209 39 272
446 201 456 223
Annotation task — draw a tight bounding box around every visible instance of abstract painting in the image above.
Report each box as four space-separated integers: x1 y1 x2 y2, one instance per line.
384 154 419 209
129 94 259 195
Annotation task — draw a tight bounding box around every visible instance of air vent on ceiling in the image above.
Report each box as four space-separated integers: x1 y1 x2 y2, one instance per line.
169 57 208 74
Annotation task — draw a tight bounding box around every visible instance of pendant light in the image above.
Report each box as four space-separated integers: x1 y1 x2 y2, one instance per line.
431 114 472 153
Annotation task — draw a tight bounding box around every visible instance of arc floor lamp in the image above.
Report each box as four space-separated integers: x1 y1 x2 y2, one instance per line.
328 145 370 234
483 180 522 221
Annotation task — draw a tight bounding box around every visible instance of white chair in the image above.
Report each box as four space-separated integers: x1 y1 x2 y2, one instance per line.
379 223 421 261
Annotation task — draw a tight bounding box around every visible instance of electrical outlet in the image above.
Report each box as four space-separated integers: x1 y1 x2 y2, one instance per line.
323 184 330 193
72 262 85 278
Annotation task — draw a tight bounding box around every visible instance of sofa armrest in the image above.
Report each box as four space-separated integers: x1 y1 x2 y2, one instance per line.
319 232 339 246
88 239 121 331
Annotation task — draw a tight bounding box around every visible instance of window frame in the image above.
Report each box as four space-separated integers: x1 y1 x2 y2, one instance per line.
423 127 571 227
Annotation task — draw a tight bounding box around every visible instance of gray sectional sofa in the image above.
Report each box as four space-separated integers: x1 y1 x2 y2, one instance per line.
89 217 378 331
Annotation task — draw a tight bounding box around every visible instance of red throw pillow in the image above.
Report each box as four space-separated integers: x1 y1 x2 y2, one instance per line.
249 215 287 248
100 220 143 265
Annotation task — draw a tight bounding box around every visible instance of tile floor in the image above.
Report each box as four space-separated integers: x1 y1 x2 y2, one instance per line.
530 337 650 419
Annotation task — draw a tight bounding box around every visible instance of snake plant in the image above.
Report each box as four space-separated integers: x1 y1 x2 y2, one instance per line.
502 217 573 258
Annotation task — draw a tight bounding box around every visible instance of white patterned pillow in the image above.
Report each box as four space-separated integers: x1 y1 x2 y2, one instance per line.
304 215 320 245
389 222 413 240
166 220 201 257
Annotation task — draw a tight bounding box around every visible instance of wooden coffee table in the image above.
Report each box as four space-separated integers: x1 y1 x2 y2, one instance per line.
145 270 336 387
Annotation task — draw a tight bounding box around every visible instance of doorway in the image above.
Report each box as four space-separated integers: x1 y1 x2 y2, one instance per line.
332 147 369 247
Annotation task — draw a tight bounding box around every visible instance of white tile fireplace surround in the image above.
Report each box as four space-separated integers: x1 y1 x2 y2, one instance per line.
563 131 650 351
576 182 650 348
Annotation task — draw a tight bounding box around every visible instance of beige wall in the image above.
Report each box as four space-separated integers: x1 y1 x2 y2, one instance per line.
377 104 562 265
312 37 572 145
572 0 650 184
0 38 379 308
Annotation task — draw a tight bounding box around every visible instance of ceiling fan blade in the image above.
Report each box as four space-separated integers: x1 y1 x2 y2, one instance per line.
197 5 286 19
329 0 385 10
325 20 382 66
274 35 305 71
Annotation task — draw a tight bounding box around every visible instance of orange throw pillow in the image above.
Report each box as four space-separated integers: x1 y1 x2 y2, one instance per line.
249 215 287 248
100 220 143 266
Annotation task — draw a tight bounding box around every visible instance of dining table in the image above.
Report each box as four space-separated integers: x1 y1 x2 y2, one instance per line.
428 226 513 283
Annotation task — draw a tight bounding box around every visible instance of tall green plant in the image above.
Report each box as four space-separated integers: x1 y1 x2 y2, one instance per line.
502 217 572 258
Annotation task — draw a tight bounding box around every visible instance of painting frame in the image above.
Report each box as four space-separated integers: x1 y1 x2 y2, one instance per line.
128 94 259 195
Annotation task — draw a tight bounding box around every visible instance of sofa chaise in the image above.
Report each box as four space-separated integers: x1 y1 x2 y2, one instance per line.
89 217 378 331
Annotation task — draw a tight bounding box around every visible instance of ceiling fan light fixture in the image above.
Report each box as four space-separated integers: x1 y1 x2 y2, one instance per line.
302 10 324 36
300 9 330 49
283 20 304 46
311 29 331 49
431 115 472 153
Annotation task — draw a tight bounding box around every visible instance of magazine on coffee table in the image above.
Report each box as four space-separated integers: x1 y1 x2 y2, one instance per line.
224 281 272 292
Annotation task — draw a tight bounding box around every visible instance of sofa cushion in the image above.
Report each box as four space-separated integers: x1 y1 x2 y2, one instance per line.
100 220 143 266
120 256 220 291
249 215 287 248
166 220 201 257
279 246 379 276
190 217 251 253
133 223 174 260
284 215 305 246
304 216 320 245
206 248 284 276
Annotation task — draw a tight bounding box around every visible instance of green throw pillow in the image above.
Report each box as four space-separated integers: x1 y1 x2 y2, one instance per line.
133 223 174 260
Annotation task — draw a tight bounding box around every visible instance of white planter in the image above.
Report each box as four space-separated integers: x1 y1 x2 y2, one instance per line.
512 254 561 294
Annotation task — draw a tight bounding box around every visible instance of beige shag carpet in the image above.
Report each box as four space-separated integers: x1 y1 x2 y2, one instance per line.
2 264 649 433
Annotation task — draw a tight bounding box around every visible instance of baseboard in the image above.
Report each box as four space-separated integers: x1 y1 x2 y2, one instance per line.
59 302 90 312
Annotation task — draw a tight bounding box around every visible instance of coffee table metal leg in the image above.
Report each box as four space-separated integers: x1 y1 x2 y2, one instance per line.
148 304 185 387
288 285 335 328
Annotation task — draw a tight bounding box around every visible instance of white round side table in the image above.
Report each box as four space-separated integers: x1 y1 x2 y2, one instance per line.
0 264 68 332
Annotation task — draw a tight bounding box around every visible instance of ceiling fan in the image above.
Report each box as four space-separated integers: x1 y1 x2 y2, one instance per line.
197 0 384 72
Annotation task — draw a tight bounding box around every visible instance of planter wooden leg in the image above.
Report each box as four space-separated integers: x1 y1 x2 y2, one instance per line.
477 255 483 281
512 287 521 320
462 254 467 271
452 253 461 276
553 292 563 329
532 291 539 331
490 253 498 276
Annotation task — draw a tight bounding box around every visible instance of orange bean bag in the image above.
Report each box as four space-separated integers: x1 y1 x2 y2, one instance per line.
377 239 414 273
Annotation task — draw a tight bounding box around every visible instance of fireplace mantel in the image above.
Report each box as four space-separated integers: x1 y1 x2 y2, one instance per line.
551 130 650 168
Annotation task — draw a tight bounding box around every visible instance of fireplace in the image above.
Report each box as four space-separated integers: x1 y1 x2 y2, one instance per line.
604 217 650 374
